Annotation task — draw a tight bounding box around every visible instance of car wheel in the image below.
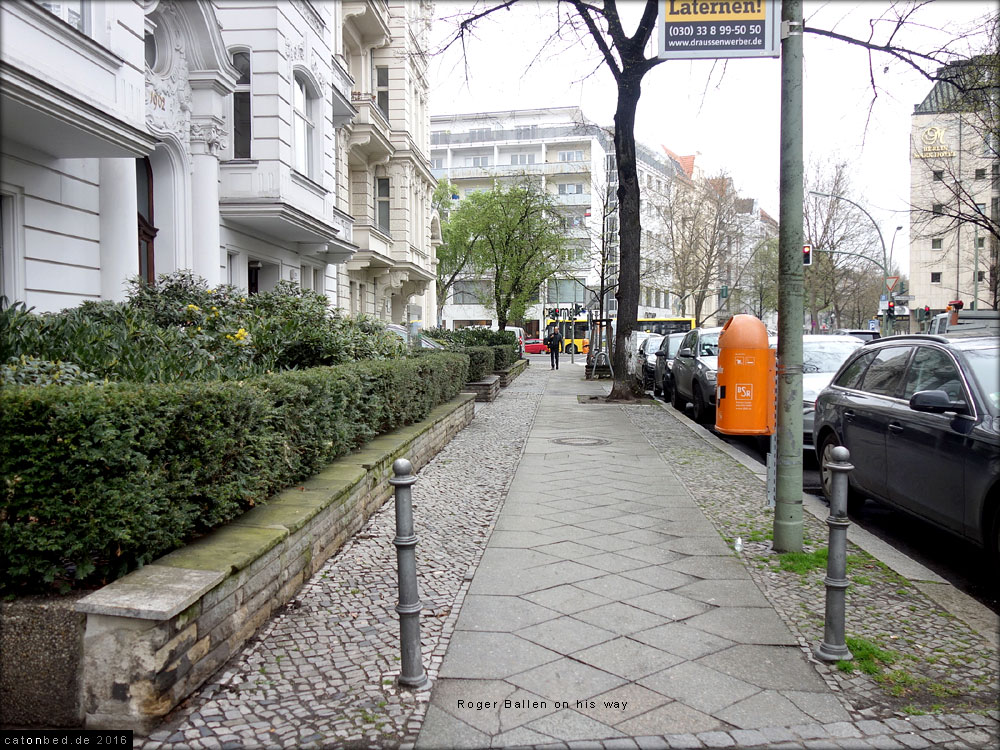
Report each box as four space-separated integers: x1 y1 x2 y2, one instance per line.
692 383 713 424
818 432 865 514
671 379 685 411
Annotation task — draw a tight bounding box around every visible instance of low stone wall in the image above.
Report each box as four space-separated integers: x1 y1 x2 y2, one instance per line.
466 374 501 402
0 393 475 733
496 357 529 387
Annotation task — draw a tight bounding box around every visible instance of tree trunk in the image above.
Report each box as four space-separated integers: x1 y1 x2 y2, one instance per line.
608 71 644 399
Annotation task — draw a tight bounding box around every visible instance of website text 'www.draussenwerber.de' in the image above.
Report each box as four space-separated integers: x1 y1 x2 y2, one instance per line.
666 36 763 48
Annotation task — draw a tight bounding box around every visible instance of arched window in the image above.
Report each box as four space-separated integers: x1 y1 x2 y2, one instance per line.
136 157 157 284
292 73 316 177
231 50 251 159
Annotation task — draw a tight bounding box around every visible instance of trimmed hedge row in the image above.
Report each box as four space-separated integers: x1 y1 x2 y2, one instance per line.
465 347 495 382
0 352 468 595
491 344 518 371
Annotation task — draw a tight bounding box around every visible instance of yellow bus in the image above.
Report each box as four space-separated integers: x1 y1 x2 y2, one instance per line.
545 317 590 354
633 317 695 335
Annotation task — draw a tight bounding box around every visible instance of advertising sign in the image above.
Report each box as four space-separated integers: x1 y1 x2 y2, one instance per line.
658 0 781 60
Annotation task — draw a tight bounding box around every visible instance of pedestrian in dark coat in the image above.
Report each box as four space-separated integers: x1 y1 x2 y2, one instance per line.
544 328 564 370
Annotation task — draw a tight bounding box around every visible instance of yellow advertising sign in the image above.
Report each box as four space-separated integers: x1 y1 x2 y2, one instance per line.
664 0 766 23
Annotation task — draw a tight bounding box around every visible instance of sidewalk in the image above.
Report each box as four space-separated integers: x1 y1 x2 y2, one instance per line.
138 360 998 749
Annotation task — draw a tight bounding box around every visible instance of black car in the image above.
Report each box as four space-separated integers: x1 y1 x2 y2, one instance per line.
636 334 664 390
812 334 1000 562
653 332 686 398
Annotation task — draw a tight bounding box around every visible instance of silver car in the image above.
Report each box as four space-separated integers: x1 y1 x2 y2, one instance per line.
670 327 723 423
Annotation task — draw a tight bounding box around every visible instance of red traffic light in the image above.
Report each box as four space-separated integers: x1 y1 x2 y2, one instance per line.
802 244 812 266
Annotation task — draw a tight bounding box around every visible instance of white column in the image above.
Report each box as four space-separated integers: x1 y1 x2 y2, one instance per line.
189 121 225 288
99 158 139 301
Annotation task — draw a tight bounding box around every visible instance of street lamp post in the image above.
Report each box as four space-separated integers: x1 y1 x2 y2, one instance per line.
809 191 893 336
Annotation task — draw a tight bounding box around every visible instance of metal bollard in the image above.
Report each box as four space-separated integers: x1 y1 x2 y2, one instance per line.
388 458 429 689
814 445 854 662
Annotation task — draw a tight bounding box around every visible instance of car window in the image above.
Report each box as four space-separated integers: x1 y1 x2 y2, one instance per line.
901 347 966 401
858 346 913 397
698 332 720 356
680 331 697 351
963 346 1000 415
802 340 863 373
834 350 876 389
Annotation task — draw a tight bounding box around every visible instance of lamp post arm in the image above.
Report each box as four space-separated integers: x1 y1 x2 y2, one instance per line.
812 247 887 275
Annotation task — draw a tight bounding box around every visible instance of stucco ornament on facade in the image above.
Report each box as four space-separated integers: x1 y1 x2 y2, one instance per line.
190 120 228 156
145 30 192 149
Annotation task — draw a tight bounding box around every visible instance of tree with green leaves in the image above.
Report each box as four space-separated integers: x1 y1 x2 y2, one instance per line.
444 181 566 331
433 178 472 325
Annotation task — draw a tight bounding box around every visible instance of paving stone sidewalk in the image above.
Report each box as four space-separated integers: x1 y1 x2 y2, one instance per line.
136 361 998 749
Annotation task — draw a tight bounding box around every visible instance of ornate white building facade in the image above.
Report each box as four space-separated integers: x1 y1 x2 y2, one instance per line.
0 0 438 323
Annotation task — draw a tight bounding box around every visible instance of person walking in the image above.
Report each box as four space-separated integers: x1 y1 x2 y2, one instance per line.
544 326 564 370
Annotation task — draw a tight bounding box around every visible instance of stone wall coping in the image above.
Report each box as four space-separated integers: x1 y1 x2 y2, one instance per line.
72 391 477 624
75 566 225 620
496 358 528 376
466 374 500 386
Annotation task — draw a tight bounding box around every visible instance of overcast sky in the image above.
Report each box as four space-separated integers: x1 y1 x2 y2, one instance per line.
428 0 994 274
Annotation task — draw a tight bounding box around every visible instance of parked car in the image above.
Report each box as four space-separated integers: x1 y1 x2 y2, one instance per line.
625 331 653 379
653 332 687 399
830 328 881 342
670 327 723 423
812 334 1000 562
524 338 549 355
386 324 445 349
636 334 665 390
491 325 526 355
767 335 865 449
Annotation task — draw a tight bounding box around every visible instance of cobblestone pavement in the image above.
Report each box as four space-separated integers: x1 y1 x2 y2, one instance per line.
622 404 998 721
136 366 547 750
136 362 999 749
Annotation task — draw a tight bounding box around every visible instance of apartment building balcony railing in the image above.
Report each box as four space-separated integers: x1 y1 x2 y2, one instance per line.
553 193 593 206
430 123 602 147
433 161 591 180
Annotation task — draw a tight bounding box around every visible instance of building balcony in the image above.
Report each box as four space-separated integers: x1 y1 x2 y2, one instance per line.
433 161 591 180
553 193 593 206
0 3 154 158
343 0 391 47
348 94 392 164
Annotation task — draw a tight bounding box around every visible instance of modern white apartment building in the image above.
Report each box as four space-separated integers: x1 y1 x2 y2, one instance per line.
909 57 999 316
429 106 680 334
0 0 437 324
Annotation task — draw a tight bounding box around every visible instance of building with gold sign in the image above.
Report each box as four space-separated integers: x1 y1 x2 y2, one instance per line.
909 56 999 316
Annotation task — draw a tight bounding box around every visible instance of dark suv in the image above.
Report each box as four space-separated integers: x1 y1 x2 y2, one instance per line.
812 334 1000 562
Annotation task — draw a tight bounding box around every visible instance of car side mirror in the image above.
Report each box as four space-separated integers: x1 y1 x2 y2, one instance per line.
909 389 968 415
654 351 666 357
677 347 693 358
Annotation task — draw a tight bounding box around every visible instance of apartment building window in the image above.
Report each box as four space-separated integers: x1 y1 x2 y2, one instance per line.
976 236 985 249
931 238 942 249
375 177 390 234
558 150 584 162
136 157 157 284
430 157 443 169
547 278 586 304
231 50 252 159
976 202 986 216
227 252 239 286
375 65 389 119
452 280 489 304
932 203 944 215
37 1 87 33
292 74 316 177
930 272 942 283
468 155 490 167
469 128 492 142
975 168 986 180
431 131 450 145
511 154 535 165
978 271 986 282
558 183 584 195
932 171 944 181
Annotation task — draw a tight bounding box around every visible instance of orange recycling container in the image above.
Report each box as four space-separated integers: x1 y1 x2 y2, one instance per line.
715 314 776 435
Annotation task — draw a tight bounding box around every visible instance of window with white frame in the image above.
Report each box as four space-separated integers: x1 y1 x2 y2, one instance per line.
292 74 316 177
510 153 535 165
930 272 942 283
37 1 88 33
558 183 584 195
931 238 943 249
430 157 443 169
375 65 389 119
375 177 390 234
227 252 239 286
452 280 490 304
1 193 18 303
467 155 490 167
231 51 252 159
558 150 584 162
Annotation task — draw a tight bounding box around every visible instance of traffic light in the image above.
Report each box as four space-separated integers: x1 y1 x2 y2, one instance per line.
923 305 931 320
802 244 812 266
886 300 895 318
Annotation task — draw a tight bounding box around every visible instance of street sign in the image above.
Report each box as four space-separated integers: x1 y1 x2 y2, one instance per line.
658 0 780 60
880 294 887 302
885 276 900 292
867 319 878 331
893 295 914 302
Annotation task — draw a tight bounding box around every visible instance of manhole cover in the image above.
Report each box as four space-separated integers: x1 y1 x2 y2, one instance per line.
551 437 611 446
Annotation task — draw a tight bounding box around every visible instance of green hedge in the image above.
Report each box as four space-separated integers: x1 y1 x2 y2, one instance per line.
465 346 495 382
491 344 518 371
0 352 467 595
424 327 517 348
